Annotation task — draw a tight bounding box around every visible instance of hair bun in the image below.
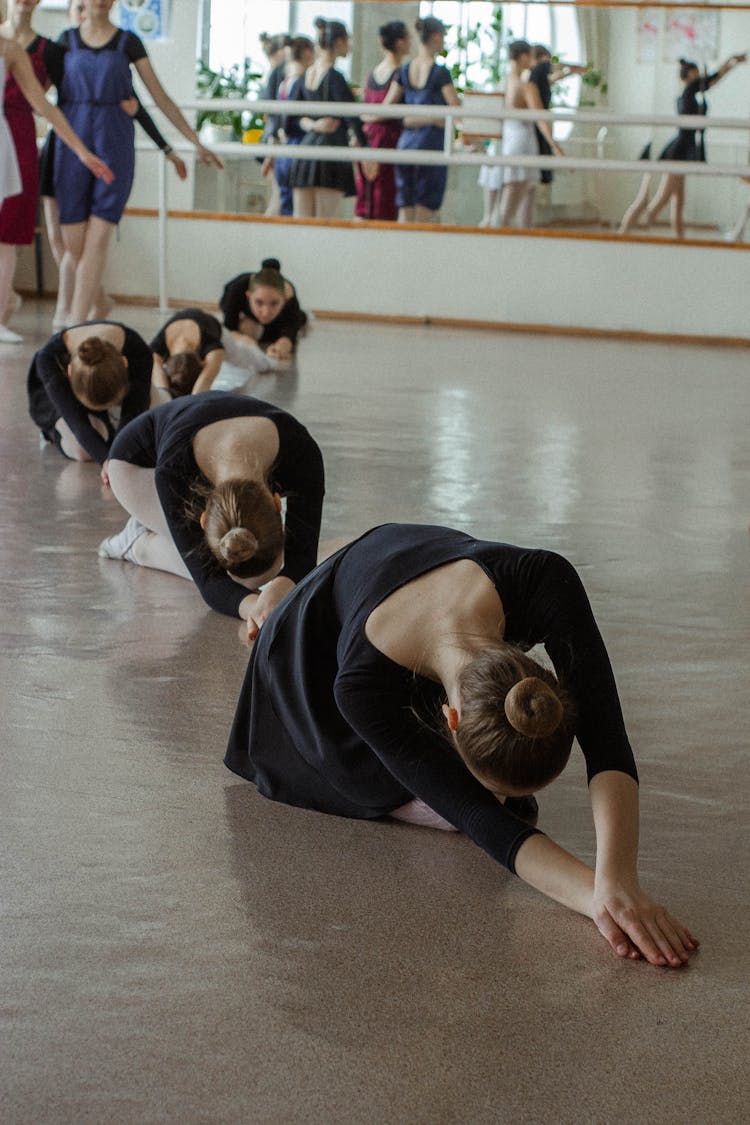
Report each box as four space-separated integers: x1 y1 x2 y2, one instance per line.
261 257 281 271
314 17 327 31
504 677 563 739
218 527 258 568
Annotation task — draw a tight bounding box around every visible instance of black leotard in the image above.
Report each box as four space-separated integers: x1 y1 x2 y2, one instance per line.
659 74 716 162
27 322 152 464
225 524 638 873
149 308 224 361
219 274 307 347
108 392 325 617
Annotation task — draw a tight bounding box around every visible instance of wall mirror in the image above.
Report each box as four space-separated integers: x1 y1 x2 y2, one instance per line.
197 2 750 240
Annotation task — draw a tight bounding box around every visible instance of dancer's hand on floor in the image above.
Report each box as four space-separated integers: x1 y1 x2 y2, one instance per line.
266 337 293 361
100 459 110 487
592 880 699 967
245 577 295 642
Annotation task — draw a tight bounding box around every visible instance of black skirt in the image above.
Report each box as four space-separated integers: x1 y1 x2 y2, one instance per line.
288 130 357 197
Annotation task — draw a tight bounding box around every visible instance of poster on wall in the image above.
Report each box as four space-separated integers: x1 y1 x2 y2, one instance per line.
636 9 661 65
663 9 721 63
116 0 168 42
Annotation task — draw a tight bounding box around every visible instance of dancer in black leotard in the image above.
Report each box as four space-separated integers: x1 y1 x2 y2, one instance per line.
27 320 151 464
619 53 746 238
226 523 698 969
99 393 324 635
149 307 227 399
219 258 307 363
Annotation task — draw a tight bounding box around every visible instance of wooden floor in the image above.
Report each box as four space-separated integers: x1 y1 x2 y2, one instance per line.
1 300 749 1124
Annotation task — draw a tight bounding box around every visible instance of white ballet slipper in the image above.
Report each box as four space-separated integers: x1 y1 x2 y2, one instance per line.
98 516 147 562
0 325 23 344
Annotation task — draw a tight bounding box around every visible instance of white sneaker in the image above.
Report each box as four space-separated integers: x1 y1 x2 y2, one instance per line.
98 516 147 561
0 324 23 344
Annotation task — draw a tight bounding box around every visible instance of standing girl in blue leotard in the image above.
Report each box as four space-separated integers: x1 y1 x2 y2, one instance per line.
54 0 223 328
382 17 460 223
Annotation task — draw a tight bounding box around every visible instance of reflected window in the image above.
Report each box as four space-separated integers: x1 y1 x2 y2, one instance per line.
205 2 354 74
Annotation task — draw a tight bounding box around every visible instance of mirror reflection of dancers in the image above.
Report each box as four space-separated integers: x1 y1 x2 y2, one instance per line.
99 392 325 638
354 20 410 223
261 36 315 218
38 0 188 332
226 523 699 969
27 320 152 465
0 2 113 344
219 259 307 365
288 17 365 220
53 0 223 329
619 54 747 238
493 40 564 229
383 17 461 224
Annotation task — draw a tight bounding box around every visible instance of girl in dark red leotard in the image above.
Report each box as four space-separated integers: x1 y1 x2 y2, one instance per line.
354 20 410 222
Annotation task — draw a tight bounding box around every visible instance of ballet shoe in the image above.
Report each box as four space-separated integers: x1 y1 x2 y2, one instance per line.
503 795 539 826
0 324 23 344
98 515 147 562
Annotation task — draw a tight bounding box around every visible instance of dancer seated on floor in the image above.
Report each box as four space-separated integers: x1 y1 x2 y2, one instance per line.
225 522 699 969
99 391 325 633
219 259 307 363
27 320 151 464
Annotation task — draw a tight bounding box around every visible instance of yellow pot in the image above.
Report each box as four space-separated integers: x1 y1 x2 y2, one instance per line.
242 128 264 145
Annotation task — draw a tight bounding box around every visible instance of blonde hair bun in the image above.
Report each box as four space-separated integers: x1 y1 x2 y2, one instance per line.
504 676 563 739
218 527 258 568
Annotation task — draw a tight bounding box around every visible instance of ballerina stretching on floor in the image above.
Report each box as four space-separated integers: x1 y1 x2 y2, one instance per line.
226 522 698 969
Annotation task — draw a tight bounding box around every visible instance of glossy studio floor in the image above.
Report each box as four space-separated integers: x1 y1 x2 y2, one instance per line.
2 300 749 1124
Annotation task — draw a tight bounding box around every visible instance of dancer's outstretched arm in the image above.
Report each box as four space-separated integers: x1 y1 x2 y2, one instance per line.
514 772 699 967
133 56 224 169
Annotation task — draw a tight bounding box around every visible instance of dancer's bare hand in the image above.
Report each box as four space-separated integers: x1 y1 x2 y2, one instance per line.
245 578 295 642
167 151 188 180
120 96 139 117
85 153 115 184
196 144 224 170
266 336 293 361
261 156 274 177
592 881 699 967
100 459 110 487
316 117 341 135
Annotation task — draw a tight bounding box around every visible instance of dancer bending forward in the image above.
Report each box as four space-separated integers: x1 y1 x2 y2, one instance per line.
226 523 698 968
27 320 151 463
99 392 325 634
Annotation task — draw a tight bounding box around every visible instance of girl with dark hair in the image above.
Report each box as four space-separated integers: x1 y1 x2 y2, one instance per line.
98 392 325 635
27 320 152 463
219 258 308 363
381 16 460 222
288 17 365 219
354 20 410 222
619 53 746 238
225 523 698 968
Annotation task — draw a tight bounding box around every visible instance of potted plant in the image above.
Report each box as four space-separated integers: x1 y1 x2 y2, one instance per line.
195 58 265 144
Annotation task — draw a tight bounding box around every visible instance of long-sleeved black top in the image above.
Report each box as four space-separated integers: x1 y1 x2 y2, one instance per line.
226 524 638 874
219 273 308 346
108 392 325 617
27 322 152 464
